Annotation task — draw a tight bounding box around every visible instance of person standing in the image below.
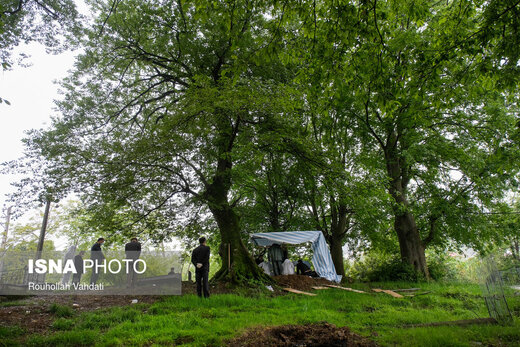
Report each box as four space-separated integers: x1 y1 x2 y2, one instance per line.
268 244 284 276
90 238 105 284
72 251 85 285
125 237 141 288
191 237 210 298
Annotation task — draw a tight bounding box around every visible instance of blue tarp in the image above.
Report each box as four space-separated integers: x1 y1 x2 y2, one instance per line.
250 231 342 283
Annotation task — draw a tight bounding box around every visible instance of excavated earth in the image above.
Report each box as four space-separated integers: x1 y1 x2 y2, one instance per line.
272 274 335 291
228 322 378 347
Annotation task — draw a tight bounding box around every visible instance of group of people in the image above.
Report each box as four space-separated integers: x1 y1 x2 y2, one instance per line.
67 237 142 287
62 235 210 297
189 238 320 300
62 236 314 299
256 243 318 278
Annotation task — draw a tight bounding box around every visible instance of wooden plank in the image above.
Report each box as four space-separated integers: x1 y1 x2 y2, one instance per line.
311 286 330 290
372 288 404 298
282 287 317 296
382 290 403 298
391 288 421 292
325 285 366 293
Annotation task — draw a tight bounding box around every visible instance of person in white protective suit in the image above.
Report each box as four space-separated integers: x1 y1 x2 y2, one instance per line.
281 258 295 275
259 260 272 276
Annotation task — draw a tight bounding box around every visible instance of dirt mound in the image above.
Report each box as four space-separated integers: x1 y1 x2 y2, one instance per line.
273 275 334 291
228 322 378 347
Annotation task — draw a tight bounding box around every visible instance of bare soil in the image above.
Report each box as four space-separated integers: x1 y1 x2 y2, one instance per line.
227 322 378 347
273 274 336 291
0 295 158 334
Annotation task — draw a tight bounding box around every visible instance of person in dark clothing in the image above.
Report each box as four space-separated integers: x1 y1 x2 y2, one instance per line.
296 259 318 277
191 237 210 298
268 244 284 276
125 237 141 288
72 251 85 285
90 238 105 284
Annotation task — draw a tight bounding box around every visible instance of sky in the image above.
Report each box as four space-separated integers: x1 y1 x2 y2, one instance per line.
0 44 77 227
0 45 184 252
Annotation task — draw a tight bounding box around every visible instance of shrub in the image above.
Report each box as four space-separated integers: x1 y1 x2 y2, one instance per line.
348 251 424 282
426 251 459 281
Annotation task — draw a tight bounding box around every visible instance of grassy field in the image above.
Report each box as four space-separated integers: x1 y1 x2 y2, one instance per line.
1 281 519 346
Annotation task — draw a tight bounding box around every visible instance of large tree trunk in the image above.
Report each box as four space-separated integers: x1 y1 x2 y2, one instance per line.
394 212 429 277
203 126 271 284
329 233 345 277
385 131 430 278
328 202 350 278
309 187 351 279
209 203 269 284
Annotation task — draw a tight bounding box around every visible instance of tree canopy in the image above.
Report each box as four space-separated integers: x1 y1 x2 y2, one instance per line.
6 0 520 281
0 0 82 104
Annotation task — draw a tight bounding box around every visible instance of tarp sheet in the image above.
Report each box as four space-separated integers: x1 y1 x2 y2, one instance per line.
250 231 342 283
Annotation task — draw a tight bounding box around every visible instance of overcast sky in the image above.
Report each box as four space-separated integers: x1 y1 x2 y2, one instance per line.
0 44 77 219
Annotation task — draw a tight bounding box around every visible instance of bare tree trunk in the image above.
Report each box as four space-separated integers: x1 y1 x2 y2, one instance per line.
36 200 51 260
394 212 429 276
328 202 351 278
209 204 268 283
385 132 430 278
329 233 345 277
203 131 271 283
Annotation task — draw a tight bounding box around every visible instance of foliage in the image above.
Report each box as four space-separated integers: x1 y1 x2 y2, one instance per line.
4 0 520 280
285 0 520 275
3 200 95 252
348 250 424 282
0 0 82 67
425 251 461 282
0 0 83 105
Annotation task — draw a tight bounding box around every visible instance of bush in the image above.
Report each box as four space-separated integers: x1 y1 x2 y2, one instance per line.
348 249 481 282
426 252 459 281
348 251 425 282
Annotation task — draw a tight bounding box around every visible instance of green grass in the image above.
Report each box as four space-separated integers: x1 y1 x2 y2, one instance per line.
3 281 520 346
48 303 75 318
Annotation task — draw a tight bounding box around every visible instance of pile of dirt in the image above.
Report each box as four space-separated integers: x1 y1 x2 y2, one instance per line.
228 322 378 346
273 275 334 291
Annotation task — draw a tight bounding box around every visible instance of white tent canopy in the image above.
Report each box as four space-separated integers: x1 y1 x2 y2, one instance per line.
250 231 342 283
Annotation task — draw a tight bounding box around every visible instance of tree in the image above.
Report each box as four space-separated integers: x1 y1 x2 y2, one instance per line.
236 150 313 234
18 0 301 283
281 0 520 277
